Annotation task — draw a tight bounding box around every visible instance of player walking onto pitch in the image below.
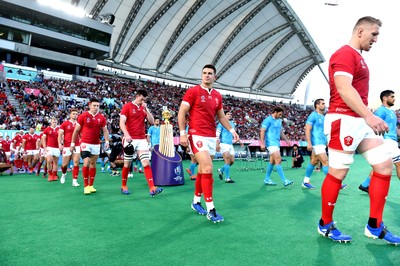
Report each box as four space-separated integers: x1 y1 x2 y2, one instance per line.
216 112 242 183
42 118 60 181
119 90 163 197
302 99 328 189
178 64 239 223
20 127 40 174
58 109 81 187
260 106 293 187
71 98 110 195
302 99 348 190
317 16 400 244
0 135 14 175
359 90 400 193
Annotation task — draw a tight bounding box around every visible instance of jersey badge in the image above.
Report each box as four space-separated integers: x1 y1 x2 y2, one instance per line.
344 136 353 146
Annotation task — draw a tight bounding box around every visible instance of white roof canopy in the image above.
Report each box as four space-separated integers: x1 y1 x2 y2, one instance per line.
78 0 324 98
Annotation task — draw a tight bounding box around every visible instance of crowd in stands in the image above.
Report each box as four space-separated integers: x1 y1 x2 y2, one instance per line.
2 75 386 142
0 83 22 130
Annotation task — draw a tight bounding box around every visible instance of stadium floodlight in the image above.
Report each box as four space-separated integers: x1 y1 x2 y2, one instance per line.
97 13 116 25
37 0 87 17
324 0 339 6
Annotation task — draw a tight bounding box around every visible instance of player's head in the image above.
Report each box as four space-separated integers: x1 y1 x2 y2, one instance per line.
69 108 79 120
29 127 35 134
50 117 58 127
135 90 148 105
226 112 232 119
272 106 284 119
293 144 299 151
89 98 100 114
154 118 160 125
5 135 9 140
19 130 24 135
201 64 217 87
353 16 382 52
314 98 325 111
380 90 395 106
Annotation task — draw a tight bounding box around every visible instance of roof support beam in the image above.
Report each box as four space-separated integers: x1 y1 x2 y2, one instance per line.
254 55 312 93
212 0 270 66
217 24 290 78
250 30 294 88
165 0 252 72
157 0 206 70
89 0 108 18
112 0 145 60
122 0 178 62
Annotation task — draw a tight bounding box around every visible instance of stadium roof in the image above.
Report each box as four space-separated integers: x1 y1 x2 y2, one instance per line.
77 0 325 98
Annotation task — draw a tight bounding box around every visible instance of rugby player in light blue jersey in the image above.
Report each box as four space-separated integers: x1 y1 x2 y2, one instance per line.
147 118 161 148
260 106 293 187
216 112 243 183
303 99 347 190
359 90 400 193
302 99 329 189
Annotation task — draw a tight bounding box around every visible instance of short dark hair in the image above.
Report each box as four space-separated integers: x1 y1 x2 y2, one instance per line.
136 90 148 97
272 106 284 113
380 90 394 102
314 98 324 109
202 64 216 75
90 98 99 103
293 144 299 148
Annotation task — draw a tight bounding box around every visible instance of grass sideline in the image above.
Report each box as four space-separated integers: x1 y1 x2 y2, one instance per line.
1 154 400 265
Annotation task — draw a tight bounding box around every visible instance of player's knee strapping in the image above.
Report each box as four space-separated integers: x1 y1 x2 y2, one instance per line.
362 144 391 165
139 152 149 163
328 150 354 169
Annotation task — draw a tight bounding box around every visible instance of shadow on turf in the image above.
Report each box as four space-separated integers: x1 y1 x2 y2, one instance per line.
365 242 400 265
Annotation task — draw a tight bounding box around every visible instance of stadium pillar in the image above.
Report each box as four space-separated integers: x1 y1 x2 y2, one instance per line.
22 55 28 66
6 53 11 63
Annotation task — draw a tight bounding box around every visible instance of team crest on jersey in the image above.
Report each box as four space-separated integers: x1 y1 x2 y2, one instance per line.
196 141 203 148
97 119 100 123
132 109 136 114
81 144 86 149
201 95 206 102
86 118 91 123
344 136 353 146
360 59 366 69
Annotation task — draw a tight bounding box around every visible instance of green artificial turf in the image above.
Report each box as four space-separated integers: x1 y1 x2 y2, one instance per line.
1 155 400 265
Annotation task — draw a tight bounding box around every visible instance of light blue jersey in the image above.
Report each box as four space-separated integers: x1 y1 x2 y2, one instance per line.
147 125 160 146
261 115 281 147
374 105 397 141
306 111 327 146
216 121 235 144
